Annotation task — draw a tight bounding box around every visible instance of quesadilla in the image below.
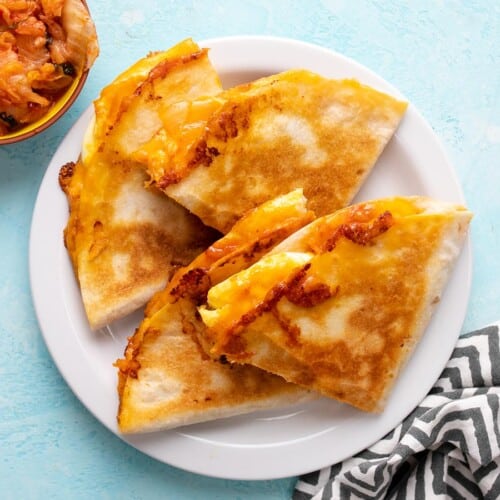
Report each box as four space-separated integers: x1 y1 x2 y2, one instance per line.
104 40 224 178
87 37 223 160
60 39 221 330
198 196 472 412
147 69 408 232
115 190 316 433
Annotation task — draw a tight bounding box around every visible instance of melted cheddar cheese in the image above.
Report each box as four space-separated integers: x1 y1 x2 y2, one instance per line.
89 38 208 160
62 39 222 330
195 196 472 413
146 188 315 316
165 69 408 232
199 252 312 337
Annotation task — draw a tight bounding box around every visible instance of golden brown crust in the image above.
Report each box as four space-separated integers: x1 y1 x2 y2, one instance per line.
166 71 407 232
90 38 208 153
116 299 314 434
119 190 314 378
72 158 218 330
197 197 472 412
139 49 209 90
58 161 76 195
61 39 223 330
115 191 317 433
106 42 223 181
59 158 86 274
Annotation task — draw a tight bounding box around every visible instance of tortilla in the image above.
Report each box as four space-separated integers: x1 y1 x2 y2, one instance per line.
60 39 221 329
159 70 407 232
116 190 316 432
198 196 472 412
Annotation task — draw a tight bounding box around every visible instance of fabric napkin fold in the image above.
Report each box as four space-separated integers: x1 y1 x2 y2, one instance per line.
294 323 500 500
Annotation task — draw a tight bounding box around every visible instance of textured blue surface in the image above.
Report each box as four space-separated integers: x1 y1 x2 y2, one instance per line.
1 1 499 498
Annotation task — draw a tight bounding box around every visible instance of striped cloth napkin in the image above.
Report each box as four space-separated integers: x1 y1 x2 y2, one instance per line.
294 323 500 499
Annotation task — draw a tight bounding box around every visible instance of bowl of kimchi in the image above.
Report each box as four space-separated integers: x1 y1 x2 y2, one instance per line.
0 0 98 145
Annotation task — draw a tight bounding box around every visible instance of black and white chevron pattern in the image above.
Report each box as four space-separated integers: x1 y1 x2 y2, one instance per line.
294 323 500 500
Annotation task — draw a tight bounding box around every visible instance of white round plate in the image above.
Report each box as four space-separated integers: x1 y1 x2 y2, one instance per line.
30 36 471 480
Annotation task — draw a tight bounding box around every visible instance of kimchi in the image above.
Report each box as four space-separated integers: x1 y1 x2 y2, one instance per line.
0 0 98 135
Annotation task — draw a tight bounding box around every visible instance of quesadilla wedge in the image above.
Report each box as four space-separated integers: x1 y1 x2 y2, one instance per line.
115 190 316 433
198 196 472 412
84 41 199 160
60 40 221 330
104 39 224 176
149 69 408 232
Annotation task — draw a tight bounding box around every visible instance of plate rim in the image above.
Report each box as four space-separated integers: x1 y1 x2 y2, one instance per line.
29 35 472 480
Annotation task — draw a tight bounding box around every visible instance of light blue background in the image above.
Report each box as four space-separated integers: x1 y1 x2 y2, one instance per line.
1 1 499 498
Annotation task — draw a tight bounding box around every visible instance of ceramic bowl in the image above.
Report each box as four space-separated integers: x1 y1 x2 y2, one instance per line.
0 68 89 146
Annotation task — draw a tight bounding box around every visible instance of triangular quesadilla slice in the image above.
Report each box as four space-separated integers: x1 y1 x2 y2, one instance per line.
115 190 316 433
142 69 407 232
60 40 221 330
198 196 472 412
104 39 224 174
84 41 200 160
